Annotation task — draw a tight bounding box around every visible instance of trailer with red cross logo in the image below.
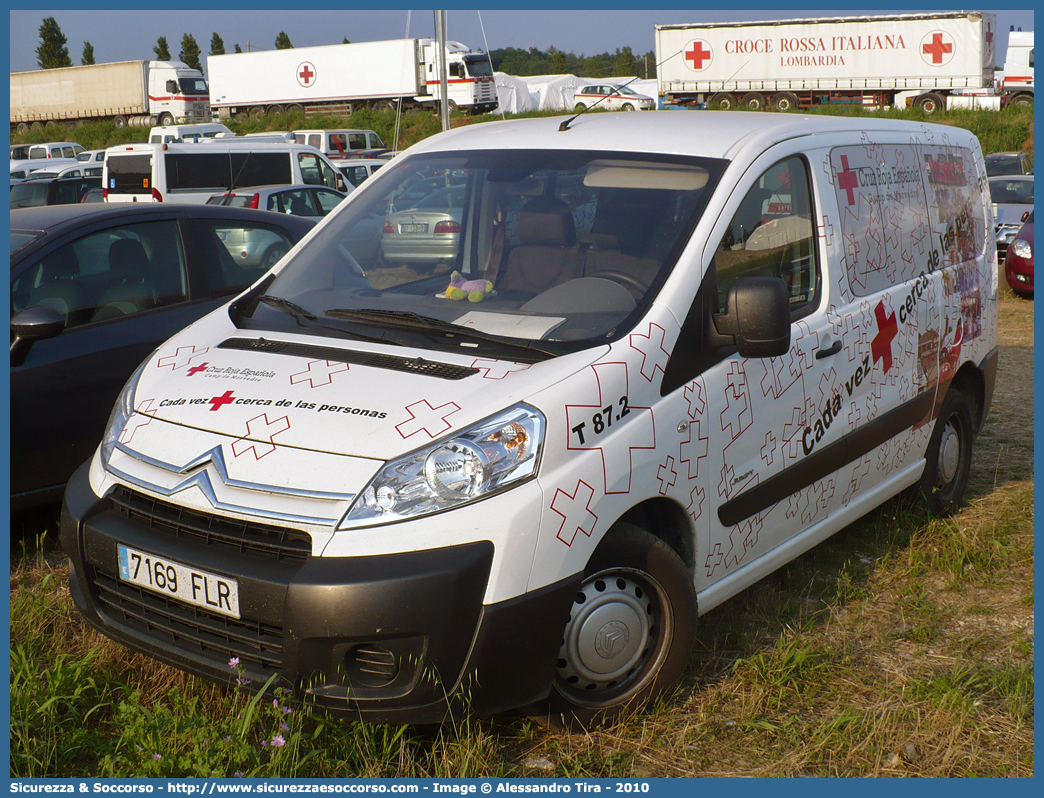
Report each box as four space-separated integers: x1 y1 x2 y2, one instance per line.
62 111 997 729
207 37 498 120
656 11 1005 114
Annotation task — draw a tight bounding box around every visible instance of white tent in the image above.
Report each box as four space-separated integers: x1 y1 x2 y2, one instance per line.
493 72 534 114
519 74 594 111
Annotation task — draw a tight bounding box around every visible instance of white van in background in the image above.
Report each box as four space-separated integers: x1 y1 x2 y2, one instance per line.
102 140 349 203
148 123 235 144
293 128 388 159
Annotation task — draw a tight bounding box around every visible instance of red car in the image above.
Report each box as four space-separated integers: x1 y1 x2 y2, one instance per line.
1004 209 1034 297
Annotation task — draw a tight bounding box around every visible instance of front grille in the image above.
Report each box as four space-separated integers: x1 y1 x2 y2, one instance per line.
109 486 312 562
93 570 283 677
218 337 479 381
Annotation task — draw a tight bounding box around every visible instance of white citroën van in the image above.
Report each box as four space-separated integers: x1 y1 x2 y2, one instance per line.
63 112 999 725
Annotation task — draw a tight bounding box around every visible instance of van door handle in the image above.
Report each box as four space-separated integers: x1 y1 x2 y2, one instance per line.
816 341 842 359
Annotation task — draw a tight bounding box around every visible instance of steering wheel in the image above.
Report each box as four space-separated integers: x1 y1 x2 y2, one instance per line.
590 270 646 296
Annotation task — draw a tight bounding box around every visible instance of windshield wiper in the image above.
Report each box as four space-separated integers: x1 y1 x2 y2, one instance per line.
324 308 557 359
257 295 318 324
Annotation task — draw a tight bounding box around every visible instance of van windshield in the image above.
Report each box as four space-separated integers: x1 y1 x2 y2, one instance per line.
240 149 725 358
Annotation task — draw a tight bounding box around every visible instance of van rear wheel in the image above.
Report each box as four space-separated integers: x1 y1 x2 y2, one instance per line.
919 390 973 516
541 524 696 729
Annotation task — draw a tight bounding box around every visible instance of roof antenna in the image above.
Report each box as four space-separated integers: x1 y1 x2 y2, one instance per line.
559 47 683 131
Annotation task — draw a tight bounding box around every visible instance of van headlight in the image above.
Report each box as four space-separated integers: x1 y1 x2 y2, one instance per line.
100 360 149 465
339 404 545 529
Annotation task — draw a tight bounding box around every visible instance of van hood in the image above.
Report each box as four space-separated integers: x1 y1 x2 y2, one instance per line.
131 311 603 461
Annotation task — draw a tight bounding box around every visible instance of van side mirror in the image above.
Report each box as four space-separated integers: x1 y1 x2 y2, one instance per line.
11 305 66 366
712 276 790 359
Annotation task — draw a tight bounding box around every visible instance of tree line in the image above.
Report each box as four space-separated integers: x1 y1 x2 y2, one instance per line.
35 15 655 80
33 16 321 72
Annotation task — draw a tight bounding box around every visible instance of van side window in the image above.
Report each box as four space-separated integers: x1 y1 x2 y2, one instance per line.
298 153 322 185
348 134 367 150
711 156 819 316
328 134 347 154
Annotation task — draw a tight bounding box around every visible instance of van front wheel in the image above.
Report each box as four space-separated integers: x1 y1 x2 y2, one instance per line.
920 390 973 516
544 524 696 729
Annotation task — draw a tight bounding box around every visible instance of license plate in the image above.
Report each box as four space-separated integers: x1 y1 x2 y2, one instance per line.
400 223 427 234
118 545 240 619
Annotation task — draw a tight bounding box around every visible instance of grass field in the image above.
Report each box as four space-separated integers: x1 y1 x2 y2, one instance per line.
10 103 1034 778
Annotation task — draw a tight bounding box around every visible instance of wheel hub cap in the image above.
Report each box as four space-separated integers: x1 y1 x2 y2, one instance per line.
939 421 960 483
558 574 652 690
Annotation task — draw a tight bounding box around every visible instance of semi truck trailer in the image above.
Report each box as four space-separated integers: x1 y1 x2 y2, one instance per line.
10 60 210 134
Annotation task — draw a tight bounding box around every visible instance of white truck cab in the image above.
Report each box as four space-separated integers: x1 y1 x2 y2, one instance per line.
63 112 998 726
148 61 211 126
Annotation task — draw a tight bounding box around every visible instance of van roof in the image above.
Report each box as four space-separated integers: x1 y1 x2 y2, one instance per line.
107 140 311 154
406 111 974 163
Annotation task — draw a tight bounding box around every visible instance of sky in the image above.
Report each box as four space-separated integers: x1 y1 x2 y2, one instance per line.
9 7 1035 75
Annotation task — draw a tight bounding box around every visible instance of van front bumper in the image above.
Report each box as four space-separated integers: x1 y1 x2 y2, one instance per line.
60 461 581 723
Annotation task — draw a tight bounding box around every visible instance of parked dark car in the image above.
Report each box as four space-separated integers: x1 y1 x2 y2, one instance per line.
984 151 1034 177
1004 210 1034 297
10 176 102 209
10 204 315 510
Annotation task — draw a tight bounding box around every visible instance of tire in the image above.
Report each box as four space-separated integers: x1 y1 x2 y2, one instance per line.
919 390 974 516
1010 93 1033 108
917 92 945 115
286 104 304 116
575 103 587 112
740 92 765 111
622 102 635 111
709 92 736 111
374 100 394 112
16 123 29 136
249 106 266 120
772 91 801 112
267 105 284 117
158 112 174 127
260 244 289 270
447 100 458 114
543 523 697 729
112 115 127 129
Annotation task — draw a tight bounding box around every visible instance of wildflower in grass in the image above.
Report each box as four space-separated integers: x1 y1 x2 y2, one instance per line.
273 699 279 708
223 736 231 743
271 735 286 748
261 741 267 747
228 657 240 669
283 706 292 715
280 722 289 732
151 753 162 761
234 772 244 778
237 677 251 686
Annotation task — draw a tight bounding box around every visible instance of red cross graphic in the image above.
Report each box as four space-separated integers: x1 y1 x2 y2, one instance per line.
551 480 598 547
680 420 708 480
922 33 953 64
187 362 209 376
565 361 655 495
656 456 677 496
209 390 236 411
683 379 706 421
119 398 158 444
871 300 898 374
231 413 291 459
157 345 209 371
629 322 671 383
470 358 530 380
684 40 712 70
298 63 315 84
985 21 993 45
395 399 461 439
837 155 859 206
290 359 349 389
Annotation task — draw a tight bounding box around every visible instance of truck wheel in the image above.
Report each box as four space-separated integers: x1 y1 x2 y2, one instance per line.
543 523 697 730
158 112 174 127
374 100 394 112
772 92 801 112
1010 94 1033 107
267 105 284 117
249 106 266 120
286 104 304 116
917 93 945 115
740 92 766 111
113 115 128 129
447 100 458 113
16 123 29 136
709 92 736 111
919 390 974 516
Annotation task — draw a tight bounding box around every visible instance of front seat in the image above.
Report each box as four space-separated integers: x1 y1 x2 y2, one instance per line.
27 246 82 325
91 239 159 322
498 196 580 294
